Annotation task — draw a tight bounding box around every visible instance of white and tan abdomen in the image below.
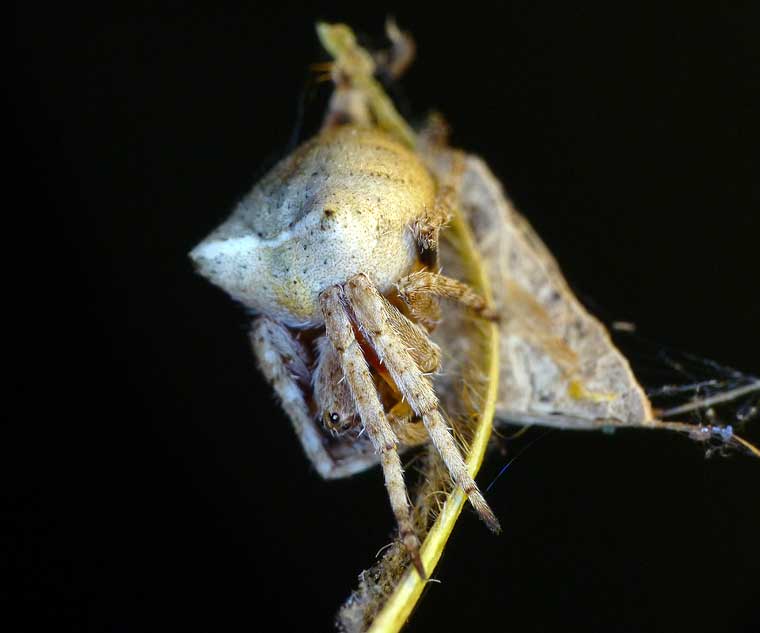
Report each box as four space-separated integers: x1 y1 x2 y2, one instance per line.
190 126 435 326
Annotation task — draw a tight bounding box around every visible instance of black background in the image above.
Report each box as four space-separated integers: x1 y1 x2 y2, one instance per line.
12 3 760 632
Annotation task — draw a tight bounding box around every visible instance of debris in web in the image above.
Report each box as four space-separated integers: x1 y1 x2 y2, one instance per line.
613 330 760 458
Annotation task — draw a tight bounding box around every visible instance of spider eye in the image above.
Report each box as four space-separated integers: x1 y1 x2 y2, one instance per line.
329 412 340 423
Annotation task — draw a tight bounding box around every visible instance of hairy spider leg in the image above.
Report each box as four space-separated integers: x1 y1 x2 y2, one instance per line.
320 286 425 577
344 274 501 533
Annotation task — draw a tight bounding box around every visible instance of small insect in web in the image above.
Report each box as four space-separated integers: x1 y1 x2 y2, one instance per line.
189 21 759 633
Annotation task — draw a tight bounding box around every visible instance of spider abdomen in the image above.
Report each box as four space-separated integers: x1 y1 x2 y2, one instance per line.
190 125 436 326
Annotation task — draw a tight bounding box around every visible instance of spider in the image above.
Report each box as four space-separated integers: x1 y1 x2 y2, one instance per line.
189 26 499 577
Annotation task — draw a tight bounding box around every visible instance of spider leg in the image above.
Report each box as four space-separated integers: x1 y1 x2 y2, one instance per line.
370 295 437 445
380 291 442 373
249 318 345 479
397 270 496 328
319 286 425 577
344 274 501 533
